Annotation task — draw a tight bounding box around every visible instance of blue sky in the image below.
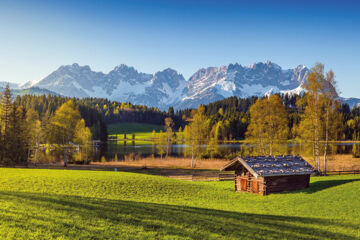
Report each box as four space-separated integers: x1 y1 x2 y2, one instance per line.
0 0 359 97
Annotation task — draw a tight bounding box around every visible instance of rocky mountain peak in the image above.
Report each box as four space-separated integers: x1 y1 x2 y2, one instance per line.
108 64 151 85
151 68 185 89
113 64 135 73
25 61 313 110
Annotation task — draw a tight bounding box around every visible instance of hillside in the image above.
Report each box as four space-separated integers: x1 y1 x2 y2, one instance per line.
0 168 359 239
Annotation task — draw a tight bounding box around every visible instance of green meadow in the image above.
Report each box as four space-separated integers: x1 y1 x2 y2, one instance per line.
0 168 359 239
108 122 164 135
107 122 165 145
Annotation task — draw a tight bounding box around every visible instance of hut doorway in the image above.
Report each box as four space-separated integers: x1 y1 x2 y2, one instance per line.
241 179 247 191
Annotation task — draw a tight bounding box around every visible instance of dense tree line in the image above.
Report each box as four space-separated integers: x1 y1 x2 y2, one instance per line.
16 95 171 137
0 86 28 165
174 92 360 143
15 94 108 142
0 86 106 166
174 97 258 140
79 98 168 126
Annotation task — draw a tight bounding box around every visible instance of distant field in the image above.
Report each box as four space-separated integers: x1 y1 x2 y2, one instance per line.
108 122 164 135
0 168 359 239
107 122 182 145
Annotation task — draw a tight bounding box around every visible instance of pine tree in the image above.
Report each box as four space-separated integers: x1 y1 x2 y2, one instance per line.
0 85 12 164
8 103 28 165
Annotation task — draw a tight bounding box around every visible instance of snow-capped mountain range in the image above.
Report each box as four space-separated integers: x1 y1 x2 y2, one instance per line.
178 61 309 109
4 61 360 109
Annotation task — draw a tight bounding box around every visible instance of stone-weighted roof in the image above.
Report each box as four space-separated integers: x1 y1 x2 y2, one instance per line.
221 155 314 177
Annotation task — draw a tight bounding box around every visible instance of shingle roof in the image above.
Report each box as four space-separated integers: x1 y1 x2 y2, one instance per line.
220 155 314 177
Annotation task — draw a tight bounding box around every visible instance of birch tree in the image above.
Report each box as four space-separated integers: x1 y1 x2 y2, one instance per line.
263 95 289 155
47 100 81 166
183 105 208 168
164 117 174 158
156 130 166 159
74 119 92 163
26 109 42 164
298 63 341 173
321 70 342 174
246 95 288 155
299 64 325 172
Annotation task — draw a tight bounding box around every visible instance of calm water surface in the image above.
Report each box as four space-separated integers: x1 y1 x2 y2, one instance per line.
106 142 360 160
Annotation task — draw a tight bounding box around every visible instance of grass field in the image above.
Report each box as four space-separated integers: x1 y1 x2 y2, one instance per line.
0 168 359 239
108 122 164 135
107 122 165 145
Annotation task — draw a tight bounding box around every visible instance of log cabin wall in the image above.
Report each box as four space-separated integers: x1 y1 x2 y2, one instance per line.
234 171 265 195
222 156 314 195
263 175 310 194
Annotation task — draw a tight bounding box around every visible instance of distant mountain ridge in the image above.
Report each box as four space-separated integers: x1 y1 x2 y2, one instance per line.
22 63 187 108
179 61 309 109
0 84 59 99
4 61 360 109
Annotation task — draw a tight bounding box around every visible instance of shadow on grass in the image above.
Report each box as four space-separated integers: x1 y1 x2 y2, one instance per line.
26 164 222 177
0 191 358 239
298 178 360 194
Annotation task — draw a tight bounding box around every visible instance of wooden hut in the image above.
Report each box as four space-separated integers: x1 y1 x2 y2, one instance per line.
220 155 314 195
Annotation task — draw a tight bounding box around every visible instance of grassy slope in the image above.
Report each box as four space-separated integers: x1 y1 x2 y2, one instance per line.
108 122 164 135
0 168 359 239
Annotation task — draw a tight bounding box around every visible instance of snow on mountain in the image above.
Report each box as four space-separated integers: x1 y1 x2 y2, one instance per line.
4 61 360 110
123 68 187 107
27 63 187 109
29 63 106 98
178 61 310 109
280 85 305 96
6 60 338 110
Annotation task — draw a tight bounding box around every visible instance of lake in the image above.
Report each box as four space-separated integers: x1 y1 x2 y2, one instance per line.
106 142 360 160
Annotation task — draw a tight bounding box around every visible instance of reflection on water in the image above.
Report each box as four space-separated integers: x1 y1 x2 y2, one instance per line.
106 142 360 160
